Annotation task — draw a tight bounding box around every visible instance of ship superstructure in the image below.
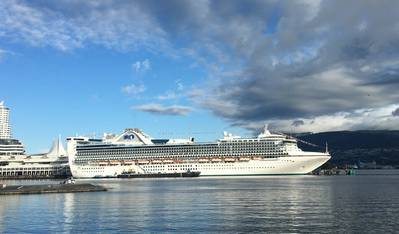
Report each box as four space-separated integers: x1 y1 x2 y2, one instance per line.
67 127 331 178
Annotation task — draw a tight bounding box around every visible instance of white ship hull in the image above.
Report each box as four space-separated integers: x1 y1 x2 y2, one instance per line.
70 155 330 178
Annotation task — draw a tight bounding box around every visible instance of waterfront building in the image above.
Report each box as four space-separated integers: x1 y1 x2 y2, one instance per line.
0 101 24 157
0 102 70 179
0 137 70 178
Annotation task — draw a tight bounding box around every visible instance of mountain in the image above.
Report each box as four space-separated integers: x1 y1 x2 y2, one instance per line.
295 130 399 168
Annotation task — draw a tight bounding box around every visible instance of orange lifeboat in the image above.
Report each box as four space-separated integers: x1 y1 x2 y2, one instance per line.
211 158 222 163
122 160 134 165
151 159 162 164
224 158 236 162
198 158 209 163
109 160 120 165
239 157 250 161
137 160 150 164
162 159 174 164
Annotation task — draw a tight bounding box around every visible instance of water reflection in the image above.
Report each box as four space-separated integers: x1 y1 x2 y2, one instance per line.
1 174 399 233
62 192 75 233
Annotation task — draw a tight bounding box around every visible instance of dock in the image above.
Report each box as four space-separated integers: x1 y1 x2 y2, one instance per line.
0 183 107 195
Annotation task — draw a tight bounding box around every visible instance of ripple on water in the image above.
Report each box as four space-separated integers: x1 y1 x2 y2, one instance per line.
1 173 399 233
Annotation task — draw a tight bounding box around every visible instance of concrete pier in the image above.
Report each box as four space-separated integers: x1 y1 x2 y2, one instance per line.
0 183 107 195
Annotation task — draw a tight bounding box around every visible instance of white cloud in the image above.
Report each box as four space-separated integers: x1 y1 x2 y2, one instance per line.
121 84 146 95
132 59 151 73
157 80 185 100
133 103 192 116
0 48 14 62
240 104 399 133
158 91 178 100
175 79 184 91
0 1 169 51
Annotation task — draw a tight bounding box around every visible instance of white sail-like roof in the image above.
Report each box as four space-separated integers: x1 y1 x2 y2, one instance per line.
47 136 67 157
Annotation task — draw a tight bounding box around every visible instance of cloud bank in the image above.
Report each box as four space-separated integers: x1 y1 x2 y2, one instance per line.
133 103 192 116
2 0 399 132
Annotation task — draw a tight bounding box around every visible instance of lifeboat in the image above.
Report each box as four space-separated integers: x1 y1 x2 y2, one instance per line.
239 157 250 161
151 160 162 164
162 159 174 164
122 160 134 165
253 157 262 160
211 158 222 163
99 162 108 166
198 158 209 163
109 160 120 165
137 160 150 164
224 158 236 162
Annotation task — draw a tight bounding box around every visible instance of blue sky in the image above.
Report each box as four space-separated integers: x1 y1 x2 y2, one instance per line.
0 44 242 153
1 1 399 153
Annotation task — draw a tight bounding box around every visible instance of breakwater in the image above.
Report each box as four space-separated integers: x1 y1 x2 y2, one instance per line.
0 183 106 195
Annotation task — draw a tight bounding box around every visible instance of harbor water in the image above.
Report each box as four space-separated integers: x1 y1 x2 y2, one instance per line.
1 170 399 233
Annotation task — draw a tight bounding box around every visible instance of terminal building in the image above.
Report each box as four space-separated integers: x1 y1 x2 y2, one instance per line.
0 101 70 179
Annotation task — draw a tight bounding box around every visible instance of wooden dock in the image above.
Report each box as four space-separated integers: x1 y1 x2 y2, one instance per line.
0 183 107 195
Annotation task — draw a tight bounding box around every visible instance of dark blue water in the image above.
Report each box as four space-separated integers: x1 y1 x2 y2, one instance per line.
1 171 399 233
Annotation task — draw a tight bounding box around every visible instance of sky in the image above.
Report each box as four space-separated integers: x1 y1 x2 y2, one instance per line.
1 0 399 153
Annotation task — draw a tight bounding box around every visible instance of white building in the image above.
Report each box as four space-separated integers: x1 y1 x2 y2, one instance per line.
0 101 11 139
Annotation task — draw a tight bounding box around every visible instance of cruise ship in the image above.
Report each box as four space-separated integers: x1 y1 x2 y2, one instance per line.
67 127 331 178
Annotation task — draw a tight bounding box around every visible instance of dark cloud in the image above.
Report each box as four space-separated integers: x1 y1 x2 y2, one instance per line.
393 108 399 117
196 0 399 128
292 120 304 127
133 103 192 116
2 0 399 130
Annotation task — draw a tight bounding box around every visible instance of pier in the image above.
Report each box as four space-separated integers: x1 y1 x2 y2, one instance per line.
0 183 107 195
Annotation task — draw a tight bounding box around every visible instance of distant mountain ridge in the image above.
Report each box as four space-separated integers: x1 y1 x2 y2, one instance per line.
294 130 399 168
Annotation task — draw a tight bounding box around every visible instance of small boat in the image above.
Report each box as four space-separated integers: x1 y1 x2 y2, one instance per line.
198 158 209 163
239 157 250 161
60 177 76 184
117 171 201 178
151 160 162 164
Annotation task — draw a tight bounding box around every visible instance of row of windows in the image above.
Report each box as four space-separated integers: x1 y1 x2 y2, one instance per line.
0 167 65 171
75 156 285 165
75 154 286 163
77 147 287 156
77 141 286 153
